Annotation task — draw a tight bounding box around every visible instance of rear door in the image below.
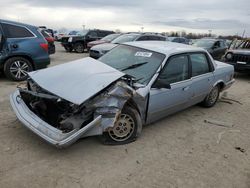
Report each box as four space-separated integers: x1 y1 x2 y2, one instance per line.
1 22 36 55
189 53 214 105
147 54 192 123
0 23 5 63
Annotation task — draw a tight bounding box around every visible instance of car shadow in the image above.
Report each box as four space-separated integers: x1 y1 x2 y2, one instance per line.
234 72 250 81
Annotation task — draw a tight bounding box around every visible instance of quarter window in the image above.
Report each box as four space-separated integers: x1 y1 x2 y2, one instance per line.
1 23 34 38
190 53 210 76
159 55 189 84
88 31 97 38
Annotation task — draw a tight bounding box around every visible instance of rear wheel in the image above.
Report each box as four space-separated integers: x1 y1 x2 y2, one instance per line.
74 42 85 53
4 57 33 81
201 85 220 107
103 107 139 145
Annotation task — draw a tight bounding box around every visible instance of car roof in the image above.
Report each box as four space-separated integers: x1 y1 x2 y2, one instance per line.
124 41 206 55
0 19 37 29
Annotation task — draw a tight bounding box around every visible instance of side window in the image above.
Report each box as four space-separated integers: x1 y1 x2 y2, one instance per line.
214 41 220 48
98 31 106 37
179 38 185 43
1 23 34 38
190 53 210 77
137 36 149 41
158 55 189 84
88 31 97 38
159 36 166 41
220 41 225 48
172 38 180 43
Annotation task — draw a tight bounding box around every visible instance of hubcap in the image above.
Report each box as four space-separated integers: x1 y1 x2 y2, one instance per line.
108 113 135 142
76 45 83 52
10 61 30 79
208 87 219 104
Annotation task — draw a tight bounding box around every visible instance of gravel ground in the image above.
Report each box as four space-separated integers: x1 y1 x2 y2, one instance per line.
0 42 249 188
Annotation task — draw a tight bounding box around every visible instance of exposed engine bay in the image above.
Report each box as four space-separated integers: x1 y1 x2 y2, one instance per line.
19 78 143 134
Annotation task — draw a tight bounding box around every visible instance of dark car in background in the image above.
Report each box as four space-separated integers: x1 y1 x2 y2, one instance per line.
40 29 56 55
61 29 114 53
0 19 50 81
87 33 121 50
193 39 227 60
224 39 250 72
168 37 189 44
89 33 167 59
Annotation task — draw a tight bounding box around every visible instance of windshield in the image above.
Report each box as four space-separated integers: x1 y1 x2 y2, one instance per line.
193 40 214 48
111 34 139 44
76 30 89 36
99 45 165 85
101 34 120 42
229 40 250 49
68 31 78 35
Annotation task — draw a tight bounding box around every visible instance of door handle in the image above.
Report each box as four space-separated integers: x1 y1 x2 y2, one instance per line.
11 44 18 49
183 86 190 91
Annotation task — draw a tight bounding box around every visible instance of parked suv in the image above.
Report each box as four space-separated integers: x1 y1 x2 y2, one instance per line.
224 39 250 72
89 33 167 59
61 29 114 53
0 19 50 81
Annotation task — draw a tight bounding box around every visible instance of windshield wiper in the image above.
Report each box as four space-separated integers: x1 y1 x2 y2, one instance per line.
121 62 148 71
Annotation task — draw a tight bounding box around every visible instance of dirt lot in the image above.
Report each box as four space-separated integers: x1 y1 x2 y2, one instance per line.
0 42 249 188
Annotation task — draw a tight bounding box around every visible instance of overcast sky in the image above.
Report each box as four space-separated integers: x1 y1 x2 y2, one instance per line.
1 0 250 36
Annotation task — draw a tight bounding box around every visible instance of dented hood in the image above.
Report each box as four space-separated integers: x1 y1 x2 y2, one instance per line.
28 57 125 105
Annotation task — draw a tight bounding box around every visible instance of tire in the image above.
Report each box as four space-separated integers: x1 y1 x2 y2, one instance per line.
103 106 140 145
74 42 85 53
201 85 220 107
4 57 33 81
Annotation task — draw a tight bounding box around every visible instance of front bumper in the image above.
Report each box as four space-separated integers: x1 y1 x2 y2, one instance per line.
10 90 102 148
225 62 250 72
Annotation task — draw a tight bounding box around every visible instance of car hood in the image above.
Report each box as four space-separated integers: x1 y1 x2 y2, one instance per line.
89 40 107 45
227 49 250 55
91 43 118 51
28 57 125 105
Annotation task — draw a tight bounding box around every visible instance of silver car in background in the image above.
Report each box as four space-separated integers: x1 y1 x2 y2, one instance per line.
10 41 235 147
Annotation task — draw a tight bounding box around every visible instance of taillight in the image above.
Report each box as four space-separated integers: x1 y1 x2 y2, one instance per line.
40 43 48 52
46 37 54 43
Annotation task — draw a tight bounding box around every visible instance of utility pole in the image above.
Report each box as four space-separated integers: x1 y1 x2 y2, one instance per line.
242 29 246 38
208 30 212 37
141 26 144 33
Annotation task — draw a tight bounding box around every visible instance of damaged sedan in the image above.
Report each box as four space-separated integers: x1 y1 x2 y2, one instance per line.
10 41 235 147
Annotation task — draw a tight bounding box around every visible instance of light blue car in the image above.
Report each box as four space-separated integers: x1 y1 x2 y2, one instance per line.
10 41 235 147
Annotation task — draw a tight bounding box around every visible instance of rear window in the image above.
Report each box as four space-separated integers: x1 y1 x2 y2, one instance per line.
2 23 34 38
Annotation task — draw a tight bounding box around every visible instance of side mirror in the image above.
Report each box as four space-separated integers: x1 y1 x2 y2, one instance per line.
152 79 171 89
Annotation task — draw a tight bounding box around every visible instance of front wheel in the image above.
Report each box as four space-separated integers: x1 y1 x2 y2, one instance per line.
4 57 33 81
201 85 220 107
74 43 85 53
103 107 140 145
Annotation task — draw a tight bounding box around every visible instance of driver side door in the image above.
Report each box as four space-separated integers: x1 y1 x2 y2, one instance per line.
0 23 5 62
147 54 192 123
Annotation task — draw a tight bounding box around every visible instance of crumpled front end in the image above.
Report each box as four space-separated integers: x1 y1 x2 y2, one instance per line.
10 79 144 147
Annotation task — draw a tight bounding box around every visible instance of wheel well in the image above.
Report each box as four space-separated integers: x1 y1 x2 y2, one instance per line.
3 55 35 69
217 82 225 91
124 99 141 116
